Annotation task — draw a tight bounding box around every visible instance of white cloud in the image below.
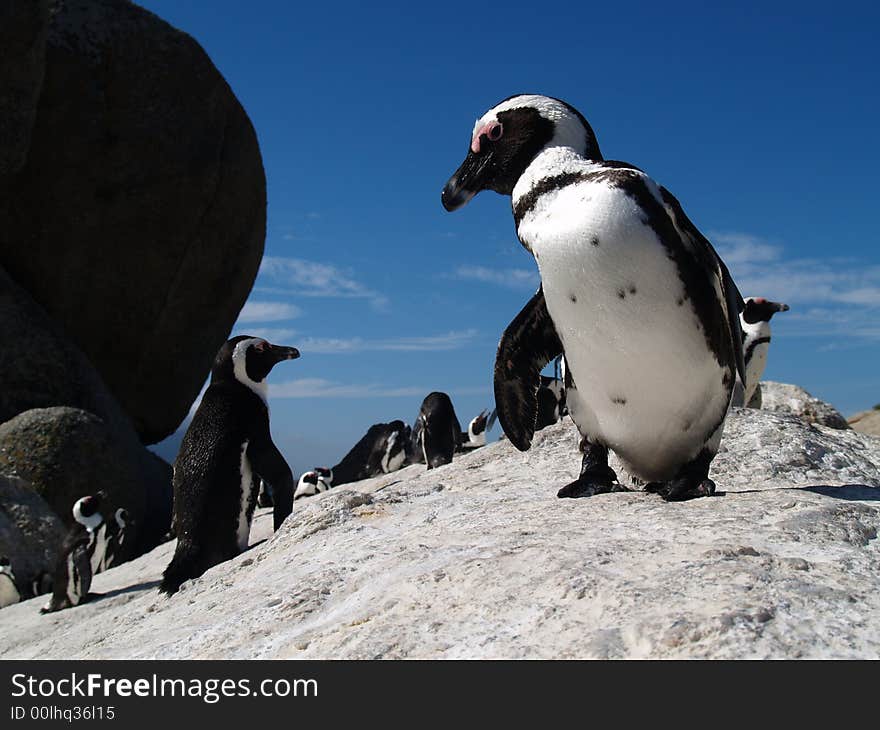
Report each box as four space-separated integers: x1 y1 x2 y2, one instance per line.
237 301 302 323
259 256 389 310
712 231 880 339
233 327 299 342
297 329 478 354
269 379 486 399
452 265 540 290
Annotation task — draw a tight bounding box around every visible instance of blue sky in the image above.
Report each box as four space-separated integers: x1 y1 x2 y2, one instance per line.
144 0 880 469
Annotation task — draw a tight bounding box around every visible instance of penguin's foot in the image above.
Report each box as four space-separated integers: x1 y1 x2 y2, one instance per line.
557 466 621 499
645 478 716 502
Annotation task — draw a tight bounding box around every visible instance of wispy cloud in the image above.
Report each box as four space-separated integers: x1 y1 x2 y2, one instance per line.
237 301 302 322
712 231 880 338
297 329 478 354
269 379 487 399
258 256 389 311
451 265 540 290
233 327 299 342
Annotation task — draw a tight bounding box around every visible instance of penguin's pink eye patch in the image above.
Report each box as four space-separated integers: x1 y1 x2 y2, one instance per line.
471 121 503 153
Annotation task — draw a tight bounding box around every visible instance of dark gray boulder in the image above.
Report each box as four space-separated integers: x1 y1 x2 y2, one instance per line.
0 0 49 176
0 0 266 443
0 407 172 556
0 474 64 600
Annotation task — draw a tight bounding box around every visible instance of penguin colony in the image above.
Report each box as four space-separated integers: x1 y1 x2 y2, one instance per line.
9 93 795 613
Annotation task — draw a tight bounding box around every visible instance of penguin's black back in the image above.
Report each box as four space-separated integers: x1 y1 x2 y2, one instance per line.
171 381 265 563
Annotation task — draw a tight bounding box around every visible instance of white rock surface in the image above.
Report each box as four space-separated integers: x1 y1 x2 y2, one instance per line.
759 381 850 429
1 407 878 659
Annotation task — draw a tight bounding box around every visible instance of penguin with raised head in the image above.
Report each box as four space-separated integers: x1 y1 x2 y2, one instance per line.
731 297 789 408
294 467 333 501
41 494 104 613
412 392 463 469
442 94 745 501
160 336 299 595
459 409 497 450
0 557 21 608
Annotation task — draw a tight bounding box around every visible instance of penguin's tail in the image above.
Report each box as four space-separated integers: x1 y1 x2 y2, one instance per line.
159 541 204 596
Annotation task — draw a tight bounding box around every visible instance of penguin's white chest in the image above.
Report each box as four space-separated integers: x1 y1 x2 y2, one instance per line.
521 181 728 480
0 575 20 607
237 440 255 552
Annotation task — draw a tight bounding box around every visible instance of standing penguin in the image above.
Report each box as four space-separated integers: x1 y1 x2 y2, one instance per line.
412 392 463 469
41 494 104 613
93 508 133 574
732 297 789 408
0 557 21 608
536 375 566 430
442 95 745 501
160 336 299 595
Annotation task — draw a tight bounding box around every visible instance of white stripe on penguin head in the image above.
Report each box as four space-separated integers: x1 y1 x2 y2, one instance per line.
232 338 269 405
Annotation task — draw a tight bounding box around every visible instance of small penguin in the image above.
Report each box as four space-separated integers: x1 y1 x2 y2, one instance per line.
0 556 21 608
160 336 299 595
330 420 411 484
442 94 745 501
536 375 566 430
412 392 462 469
30 571 53 599
732 297 789 408
41 494 104 613
459 409 497 449
257 478 273 508
93 508 132 574
294 467 333 501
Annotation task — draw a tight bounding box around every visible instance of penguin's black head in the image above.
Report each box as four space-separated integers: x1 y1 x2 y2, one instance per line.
77 493 103 517
212 335 300 386
469 409 490 436
442 94 602 211
314 467 333 483
742 297 790 324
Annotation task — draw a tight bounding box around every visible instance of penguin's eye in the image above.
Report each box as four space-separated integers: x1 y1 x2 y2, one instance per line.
487 123 503 142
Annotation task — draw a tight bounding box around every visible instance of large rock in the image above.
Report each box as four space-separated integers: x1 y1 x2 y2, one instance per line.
0 265 137 435
0 0 48 176
0 0 266 443
1 407 878 659
758 381 850 430
0 474 65 598
0 407 171 556
849 408 880 438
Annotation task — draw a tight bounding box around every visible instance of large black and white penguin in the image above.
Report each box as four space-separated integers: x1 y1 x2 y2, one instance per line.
41 494 104 613
411 392 463 469
731 297 789 408
160 336 299 595
459 409 497 450
442 94 745 501
0 556 21 608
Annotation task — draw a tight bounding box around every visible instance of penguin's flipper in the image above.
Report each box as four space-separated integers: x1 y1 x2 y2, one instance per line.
247 430 294 531
494 286 564 451
658 186 747 385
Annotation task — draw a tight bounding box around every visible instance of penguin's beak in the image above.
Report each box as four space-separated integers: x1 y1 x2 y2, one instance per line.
442 148 491 211
269 344 300 362
773 302 790 312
